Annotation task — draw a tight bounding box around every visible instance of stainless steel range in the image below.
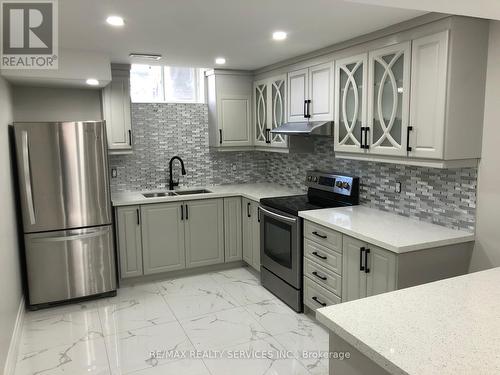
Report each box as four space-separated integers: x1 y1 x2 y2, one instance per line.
259 171 360 312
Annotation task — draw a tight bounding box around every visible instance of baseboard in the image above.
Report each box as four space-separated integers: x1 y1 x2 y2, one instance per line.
3 296 24 375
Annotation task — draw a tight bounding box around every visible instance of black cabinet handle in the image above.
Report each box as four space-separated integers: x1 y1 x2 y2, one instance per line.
257 207 261 223
265 129 271 144
180 205 184 221
312 231 327 239
312 271 327 281
306 99 312 118
364 127 370 149
407 126 413 152
219 129 223 145
185 204 189 220
360 247 365 271
128 130 132 146
312 296 327 307
136 208 140 225
247 202 251 218
365 248 370 273
312 251 327 260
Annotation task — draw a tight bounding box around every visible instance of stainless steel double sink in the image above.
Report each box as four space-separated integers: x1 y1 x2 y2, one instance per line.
142 189 212 198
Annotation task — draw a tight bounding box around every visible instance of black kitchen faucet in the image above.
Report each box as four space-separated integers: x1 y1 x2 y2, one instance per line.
168 156 186 190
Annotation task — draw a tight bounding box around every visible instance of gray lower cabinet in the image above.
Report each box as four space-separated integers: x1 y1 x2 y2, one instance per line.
342 235 396 302
116 198 225 279
185 199 224 268
224 197 243 262
141 202 186 275
241 198 261 271
116 205 143 278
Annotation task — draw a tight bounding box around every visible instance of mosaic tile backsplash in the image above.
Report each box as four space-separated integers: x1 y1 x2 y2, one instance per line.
109 103 267 192
109 103 477 232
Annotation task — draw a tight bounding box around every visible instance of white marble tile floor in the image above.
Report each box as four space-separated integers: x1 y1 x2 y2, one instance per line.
15 267 329 375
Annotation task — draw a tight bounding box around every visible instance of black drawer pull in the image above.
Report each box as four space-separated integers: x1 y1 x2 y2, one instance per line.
312 231 327 239
312 271 327 281
312 296 327 307
247 202 251 218
360 247 365 271
312 251 327 260
136 208 140 225
128 130 132 146
180 205 184 221
219 129 223 145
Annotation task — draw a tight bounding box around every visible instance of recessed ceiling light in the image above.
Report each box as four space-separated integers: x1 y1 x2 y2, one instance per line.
106 15 124 27
215 57 226 65
272 31 287 41
86 78 99 86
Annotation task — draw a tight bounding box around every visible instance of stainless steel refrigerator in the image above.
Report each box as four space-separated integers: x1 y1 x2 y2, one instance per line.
13 121 116 308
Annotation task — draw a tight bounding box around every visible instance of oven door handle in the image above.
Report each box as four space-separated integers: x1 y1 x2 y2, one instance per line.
258 206 297 224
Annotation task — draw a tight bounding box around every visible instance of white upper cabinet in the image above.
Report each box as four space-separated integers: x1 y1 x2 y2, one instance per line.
254 80 268 146
102 64 132 153
287 68 308 122
287 62 333 123
309 63 334 121
408 31 448 159
253 75 287 149
206 70 253 150
368 42 411 157
333 17 489 167
334 54 367 153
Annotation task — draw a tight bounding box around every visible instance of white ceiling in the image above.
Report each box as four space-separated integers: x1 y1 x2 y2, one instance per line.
345 0 500 21
59 0 425 70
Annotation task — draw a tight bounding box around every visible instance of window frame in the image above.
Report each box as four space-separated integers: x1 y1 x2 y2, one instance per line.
130 65 206 104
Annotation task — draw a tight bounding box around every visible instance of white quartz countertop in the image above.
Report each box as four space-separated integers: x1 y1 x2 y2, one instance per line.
299 206 474 253
316 267 500 375
112 183 302 206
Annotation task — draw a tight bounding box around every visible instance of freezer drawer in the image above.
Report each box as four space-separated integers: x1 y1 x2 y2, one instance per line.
25 226 116 306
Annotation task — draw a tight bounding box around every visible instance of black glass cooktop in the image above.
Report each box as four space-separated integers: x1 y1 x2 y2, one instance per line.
260 194 348 216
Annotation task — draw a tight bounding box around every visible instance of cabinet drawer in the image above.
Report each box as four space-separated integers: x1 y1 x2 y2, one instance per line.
304 239 342 275
304 277 341 311
304 258 341 297
304 221 342 251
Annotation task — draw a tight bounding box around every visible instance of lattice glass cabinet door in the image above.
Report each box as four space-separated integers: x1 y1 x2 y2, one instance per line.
270 76 287 148
368 42 411 156
254 80 268 146
334 53 368 153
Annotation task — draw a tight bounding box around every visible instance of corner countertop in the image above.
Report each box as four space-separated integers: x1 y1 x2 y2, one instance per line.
316 267 500 375
298 206 474 253
111 183 303 206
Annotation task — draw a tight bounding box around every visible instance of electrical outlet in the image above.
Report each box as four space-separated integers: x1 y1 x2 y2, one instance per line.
395 182 401 193
111 168 118 178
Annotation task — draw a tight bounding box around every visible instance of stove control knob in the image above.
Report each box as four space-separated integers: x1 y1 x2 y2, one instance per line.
307 176 312 182
313 176 318 182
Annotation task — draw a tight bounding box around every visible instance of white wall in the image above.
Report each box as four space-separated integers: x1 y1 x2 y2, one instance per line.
12 86 102 122
470 20 500 271
0 77 23 372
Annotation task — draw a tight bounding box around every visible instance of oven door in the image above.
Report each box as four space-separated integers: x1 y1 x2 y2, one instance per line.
260 205 302 289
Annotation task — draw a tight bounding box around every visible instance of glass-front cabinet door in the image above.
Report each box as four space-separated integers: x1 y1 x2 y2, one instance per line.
254 80 268 146
254 75 287 149
367 42 410 156
270 76 287 148
334 53 368 153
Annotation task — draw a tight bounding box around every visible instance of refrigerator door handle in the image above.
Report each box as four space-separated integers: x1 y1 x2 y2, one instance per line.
22 131 36 225
31 227 110 242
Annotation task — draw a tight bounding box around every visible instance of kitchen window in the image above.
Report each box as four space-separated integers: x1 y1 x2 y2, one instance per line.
130 64 205 103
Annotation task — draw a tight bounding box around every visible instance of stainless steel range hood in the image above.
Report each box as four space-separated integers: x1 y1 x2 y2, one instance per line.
270 121 334 137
